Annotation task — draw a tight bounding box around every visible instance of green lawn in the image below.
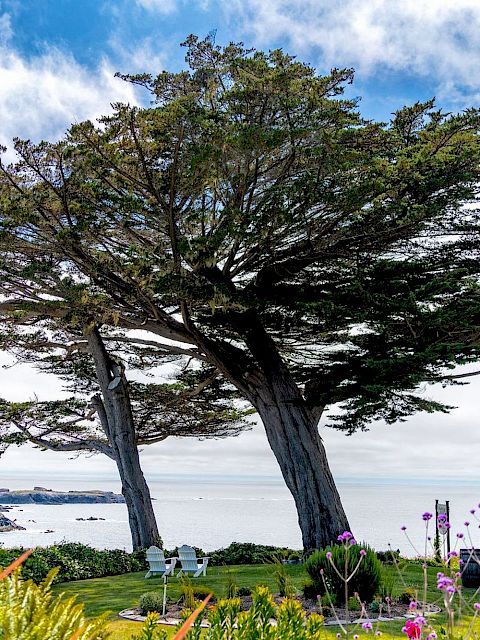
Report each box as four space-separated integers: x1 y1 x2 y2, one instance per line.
53 562 480 640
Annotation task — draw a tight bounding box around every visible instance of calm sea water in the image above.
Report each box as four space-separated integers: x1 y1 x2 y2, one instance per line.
1 476 479 555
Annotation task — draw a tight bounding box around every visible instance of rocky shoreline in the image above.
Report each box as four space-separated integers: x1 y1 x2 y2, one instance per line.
0 489 125 504
0 514 25 532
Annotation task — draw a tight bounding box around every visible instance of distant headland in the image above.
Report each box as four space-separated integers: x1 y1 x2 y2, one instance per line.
0 488 125 504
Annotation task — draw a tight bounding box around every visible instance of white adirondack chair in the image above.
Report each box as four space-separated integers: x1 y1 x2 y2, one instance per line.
176 544 210 577
145 546 177 579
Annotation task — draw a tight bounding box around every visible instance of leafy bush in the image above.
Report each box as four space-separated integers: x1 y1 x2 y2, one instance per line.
399 587 417 604
237 586 252 597
0 542 144 584
0 567 107 639
302 580 318 600
192 584 215 601
305 544 381 604
347 596 361 611
208 542 298 566
376 549 401 564
368 600 381 613
139 592 165 615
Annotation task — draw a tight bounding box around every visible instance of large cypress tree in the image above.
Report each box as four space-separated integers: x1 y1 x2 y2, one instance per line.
0 317 247 550
1 36 480 548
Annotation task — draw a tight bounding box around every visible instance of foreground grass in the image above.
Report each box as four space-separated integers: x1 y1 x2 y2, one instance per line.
53 562 480 639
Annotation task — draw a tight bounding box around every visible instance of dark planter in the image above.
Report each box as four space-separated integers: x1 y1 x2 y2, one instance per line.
460 549 480 588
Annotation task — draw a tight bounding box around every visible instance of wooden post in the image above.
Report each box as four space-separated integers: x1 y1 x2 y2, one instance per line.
446 500 451 555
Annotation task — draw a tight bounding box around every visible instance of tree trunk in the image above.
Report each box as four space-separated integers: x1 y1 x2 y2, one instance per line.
202 312 351 550
86 326 161 550
254 379 349 550
111 431 161 550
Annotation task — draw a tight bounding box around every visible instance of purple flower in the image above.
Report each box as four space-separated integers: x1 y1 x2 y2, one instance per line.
465 521 470 527
326 551 333 560
457 533 464 539
360 549 367 556
336 634 342 638
375 633 382 637
354 635 359 640
470 509 476 515
401 526 407 531
362 622 373 630
474 603 480 611
447 551 458 558
409 601 417 610
438 514 447 522
427 633 437 640
422 512 433 521
437 575 456 593
414 616 426 626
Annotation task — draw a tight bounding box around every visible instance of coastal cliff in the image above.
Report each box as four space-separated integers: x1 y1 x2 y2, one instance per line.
0 489 125 504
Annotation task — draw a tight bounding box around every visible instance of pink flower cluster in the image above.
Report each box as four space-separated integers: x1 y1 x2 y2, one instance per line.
436 572 456 594
337 531 357 544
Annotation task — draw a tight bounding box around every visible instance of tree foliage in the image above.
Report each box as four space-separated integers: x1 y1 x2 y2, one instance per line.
1 35 480 547
1 37 479 431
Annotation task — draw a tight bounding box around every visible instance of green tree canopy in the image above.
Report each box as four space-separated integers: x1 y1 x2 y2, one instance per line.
1 35 480 547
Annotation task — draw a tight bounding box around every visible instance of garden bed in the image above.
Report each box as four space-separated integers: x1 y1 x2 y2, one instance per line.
119 595 441 627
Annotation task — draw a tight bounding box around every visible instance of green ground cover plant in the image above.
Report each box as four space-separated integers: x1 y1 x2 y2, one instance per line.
0 542 144 583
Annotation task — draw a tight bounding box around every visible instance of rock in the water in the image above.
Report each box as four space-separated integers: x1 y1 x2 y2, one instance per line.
0 489 125 504
0 514 25 532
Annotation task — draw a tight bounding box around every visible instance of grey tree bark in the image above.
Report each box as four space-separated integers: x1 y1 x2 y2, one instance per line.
194 311 350 550
85 326 161 550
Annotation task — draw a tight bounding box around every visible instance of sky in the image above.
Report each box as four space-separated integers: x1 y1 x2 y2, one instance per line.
1 0 480 487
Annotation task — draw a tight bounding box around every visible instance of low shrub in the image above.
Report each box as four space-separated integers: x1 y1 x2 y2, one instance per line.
305 543 381 604
368 599 381 613
376 549 401 564
207 542 299 566
192 584 215 601
347 595 361 611
302 580 318 600
399 587 417 604
0 542 144 584
237 586 252 597
139 592 165 615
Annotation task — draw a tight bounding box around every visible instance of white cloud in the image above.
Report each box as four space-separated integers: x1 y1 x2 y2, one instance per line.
224 0 480 103
0 45 138 162
134 0 177 14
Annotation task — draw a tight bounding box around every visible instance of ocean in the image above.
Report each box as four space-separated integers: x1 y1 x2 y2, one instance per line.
1 476 479 555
